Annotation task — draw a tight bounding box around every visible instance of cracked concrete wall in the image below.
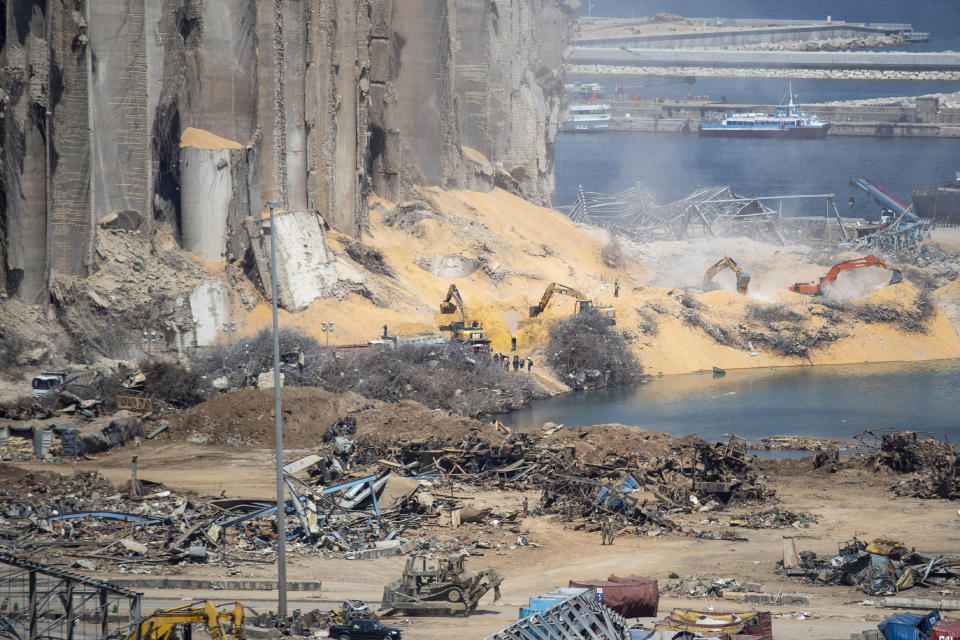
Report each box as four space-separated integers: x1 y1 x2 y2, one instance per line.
1 0 570 305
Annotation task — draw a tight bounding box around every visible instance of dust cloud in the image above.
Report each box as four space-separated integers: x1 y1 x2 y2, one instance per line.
504 309 520 335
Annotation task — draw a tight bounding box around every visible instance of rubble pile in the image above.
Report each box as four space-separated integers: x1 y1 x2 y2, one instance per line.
0 418 790 574
863 430 960 499
535 432 775 534
780 536 960 597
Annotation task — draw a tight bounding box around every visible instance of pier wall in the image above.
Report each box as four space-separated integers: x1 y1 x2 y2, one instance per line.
575 24 913 49
569 49 960 72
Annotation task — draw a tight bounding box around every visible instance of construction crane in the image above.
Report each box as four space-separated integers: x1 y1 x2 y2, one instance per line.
789 254 902 295
528 283 615 319
124 601 244 640
702 257 750 294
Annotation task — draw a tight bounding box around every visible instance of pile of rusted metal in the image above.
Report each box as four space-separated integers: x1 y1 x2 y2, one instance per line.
859 429 960 499
780 536 960 596
0 419 783 575
533 435 775 533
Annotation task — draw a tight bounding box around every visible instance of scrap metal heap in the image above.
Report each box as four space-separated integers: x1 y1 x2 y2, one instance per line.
0 424 781 575
780 536 960 597
565 183 787 245
858 429 960 499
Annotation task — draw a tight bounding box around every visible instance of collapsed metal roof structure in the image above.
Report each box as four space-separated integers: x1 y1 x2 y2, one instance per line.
564 182 790 244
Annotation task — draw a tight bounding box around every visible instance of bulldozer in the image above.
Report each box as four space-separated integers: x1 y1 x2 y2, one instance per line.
380 554 503 617
124 601 244 640
702 257 750 294
528 283 615 320
789 254 902 295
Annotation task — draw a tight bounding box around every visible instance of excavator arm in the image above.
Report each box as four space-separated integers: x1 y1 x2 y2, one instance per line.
529 283 589 318
126 602 244 640
702 257 750 294
789 254 902 295
440 284 466 325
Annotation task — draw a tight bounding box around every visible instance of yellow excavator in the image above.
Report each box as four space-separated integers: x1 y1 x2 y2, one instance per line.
124 601 244 640
439 284 491 353
528 283 615 319
702 257 750 294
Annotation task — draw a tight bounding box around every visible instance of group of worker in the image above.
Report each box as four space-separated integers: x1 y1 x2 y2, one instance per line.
492 352 533 372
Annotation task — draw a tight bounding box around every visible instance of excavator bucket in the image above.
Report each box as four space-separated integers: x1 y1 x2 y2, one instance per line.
889 269 903 285
529 306 542 318
736 273 751 295
493 585 501 602
440 301 457 314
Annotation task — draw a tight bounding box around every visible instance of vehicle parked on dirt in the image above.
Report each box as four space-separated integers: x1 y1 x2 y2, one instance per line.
328 619 402 640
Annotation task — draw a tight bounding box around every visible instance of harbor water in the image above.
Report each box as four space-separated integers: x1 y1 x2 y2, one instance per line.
554 131 960 219
498 360 960 443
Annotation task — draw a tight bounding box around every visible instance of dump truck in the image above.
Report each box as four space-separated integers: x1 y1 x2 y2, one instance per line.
380 554 503 617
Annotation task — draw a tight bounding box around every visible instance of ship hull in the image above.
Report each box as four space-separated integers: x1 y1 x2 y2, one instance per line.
562 120 611 132
698 125 830 138
912 188 960 225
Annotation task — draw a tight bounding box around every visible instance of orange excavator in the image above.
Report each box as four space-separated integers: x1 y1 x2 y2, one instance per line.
788 254 902 295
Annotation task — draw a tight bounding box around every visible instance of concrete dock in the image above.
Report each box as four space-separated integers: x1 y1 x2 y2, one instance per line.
568 48 960 72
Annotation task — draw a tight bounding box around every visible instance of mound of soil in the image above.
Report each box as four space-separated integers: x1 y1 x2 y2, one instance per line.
169 387 500 448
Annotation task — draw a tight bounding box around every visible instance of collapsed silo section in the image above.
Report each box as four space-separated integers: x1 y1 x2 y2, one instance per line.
179 127 245 261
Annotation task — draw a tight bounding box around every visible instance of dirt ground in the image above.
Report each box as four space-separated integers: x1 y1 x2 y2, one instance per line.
13 438 960 640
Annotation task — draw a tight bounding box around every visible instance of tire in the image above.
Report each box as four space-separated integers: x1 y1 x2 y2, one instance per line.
447 589 462 602
338 635 350 640
382 636 392 640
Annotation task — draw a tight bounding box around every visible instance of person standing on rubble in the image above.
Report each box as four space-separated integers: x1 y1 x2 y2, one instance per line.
513 355 520 371
607 519 616 545
600 518 609 545
614 280 620 297
297 349 305 382
527 357 533 371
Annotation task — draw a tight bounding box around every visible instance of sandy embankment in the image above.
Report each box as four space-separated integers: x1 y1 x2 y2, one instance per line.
218 186 960 378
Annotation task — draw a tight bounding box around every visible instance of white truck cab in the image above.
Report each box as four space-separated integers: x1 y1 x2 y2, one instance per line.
31 372 67 398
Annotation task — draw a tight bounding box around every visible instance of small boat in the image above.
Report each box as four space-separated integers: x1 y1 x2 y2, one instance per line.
562 103 612 132
712 366 726 377
698 84 830 138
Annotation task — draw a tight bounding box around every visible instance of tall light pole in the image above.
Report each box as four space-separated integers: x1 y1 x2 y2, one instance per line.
321 321 334 347
265 200 287 619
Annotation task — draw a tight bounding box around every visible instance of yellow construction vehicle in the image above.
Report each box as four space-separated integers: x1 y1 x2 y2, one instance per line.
528 283 615 319
438 284 491 353
124 601 244 640
702 257 750 294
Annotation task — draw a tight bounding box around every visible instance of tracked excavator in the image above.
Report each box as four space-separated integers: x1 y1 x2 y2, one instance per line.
789 254 902 295
528 283 615 319
438 284 491 353
124 601 244 640
702 257 750 294
380 554 503 617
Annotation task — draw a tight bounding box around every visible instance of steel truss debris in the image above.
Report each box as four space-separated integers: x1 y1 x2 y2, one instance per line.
563 183 850 245
483 587 629 640
0 552 142 640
